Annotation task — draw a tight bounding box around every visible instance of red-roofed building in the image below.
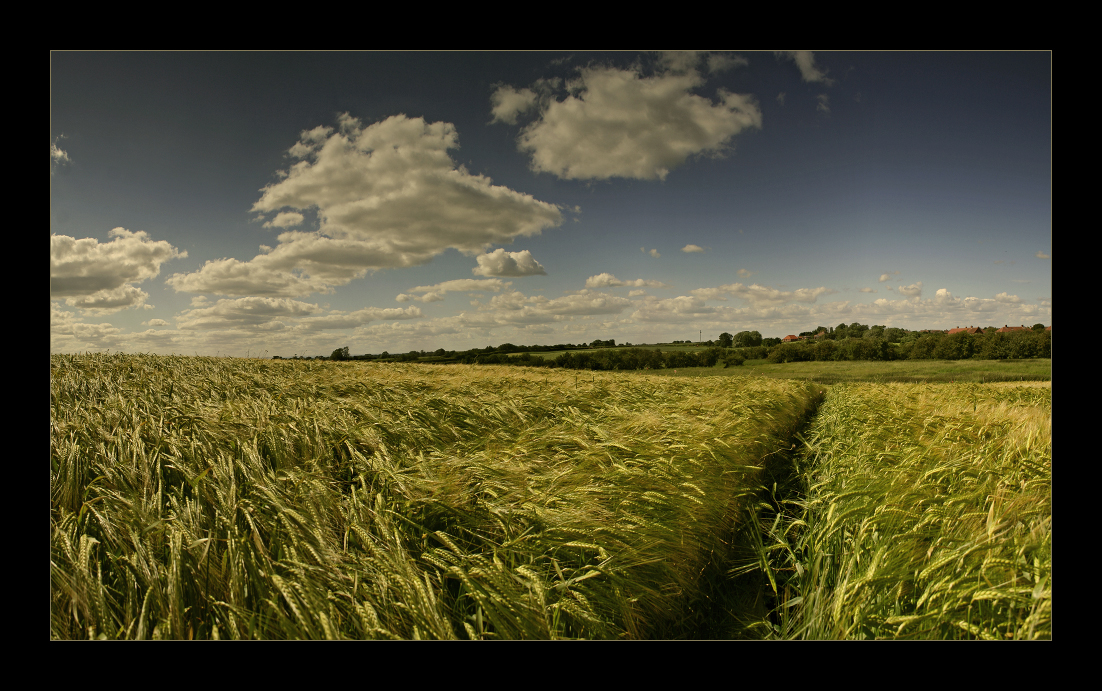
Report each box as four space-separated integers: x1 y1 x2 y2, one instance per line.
997 324 1030 333
782 335 800 342
947 326 984 335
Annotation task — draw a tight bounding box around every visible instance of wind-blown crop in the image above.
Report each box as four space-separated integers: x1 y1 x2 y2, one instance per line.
762 382 1051 639
51 354 821 639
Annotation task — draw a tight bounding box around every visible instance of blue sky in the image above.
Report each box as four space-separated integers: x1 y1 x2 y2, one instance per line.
51 51 1051 356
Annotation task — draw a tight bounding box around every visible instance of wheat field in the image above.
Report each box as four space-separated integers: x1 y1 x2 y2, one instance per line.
761 382 1051 639
51 354 822 639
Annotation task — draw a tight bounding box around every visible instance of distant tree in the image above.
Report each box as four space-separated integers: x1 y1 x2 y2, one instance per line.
718 332 733 348
434 348 447 356
884 327 905 343
734 330 762 348
1032 323 1045 332
848 323 869 339
330 346 350 361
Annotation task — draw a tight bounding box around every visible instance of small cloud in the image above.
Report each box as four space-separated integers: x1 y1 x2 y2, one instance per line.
878 271 900 283
817 94 830 115
489 85 539 125
777 92 786 106
737 268 754 279
776 51 835 86
142 318 170 327
681 244 704 253
263 211 304 229
649 249 661 258
51 137 71 175
628 289 646 297
586 273 670 289
1036 250 1050 259
473 249 547 277
858 287 875 293
995 292 1022 304
993 260 1005 265
897 282 923 297
705 52 748 74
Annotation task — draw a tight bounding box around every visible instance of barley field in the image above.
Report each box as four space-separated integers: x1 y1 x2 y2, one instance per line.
50 354 822 639
760 382 1052 639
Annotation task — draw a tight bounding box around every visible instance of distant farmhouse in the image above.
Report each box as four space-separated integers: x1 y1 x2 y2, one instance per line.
947 326 984 335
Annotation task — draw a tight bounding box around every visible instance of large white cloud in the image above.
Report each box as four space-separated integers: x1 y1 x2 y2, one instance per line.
51 228 187 314
497 60 762 181
472 249 547 277
168 114 562 296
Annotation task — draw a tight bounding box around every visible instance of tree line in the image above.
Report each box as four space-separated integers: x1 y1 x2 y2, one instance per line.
277 323 1049 370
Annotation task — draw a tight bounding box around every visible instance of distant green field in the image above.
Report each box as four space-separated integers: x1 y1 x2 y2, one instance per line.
637 358 1051 384
509 344 719 360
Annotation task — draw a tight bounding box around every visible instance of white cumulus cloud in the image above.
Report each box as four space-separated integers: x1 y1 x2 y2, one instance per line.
681 244 704 253
51 228 187 314
169 114 562 297
897 282 923 297
499 61 762 181
490 86 539 125
472 249 547 277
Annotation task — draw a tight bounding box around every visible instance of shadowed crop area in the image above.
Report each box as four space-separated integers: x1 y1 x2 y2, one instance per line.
759 382 1051 639
51 354 823 639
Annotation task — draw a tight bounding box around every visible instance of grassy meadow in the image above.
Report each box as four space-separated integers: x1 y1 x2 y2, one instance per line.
51 354 822 639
